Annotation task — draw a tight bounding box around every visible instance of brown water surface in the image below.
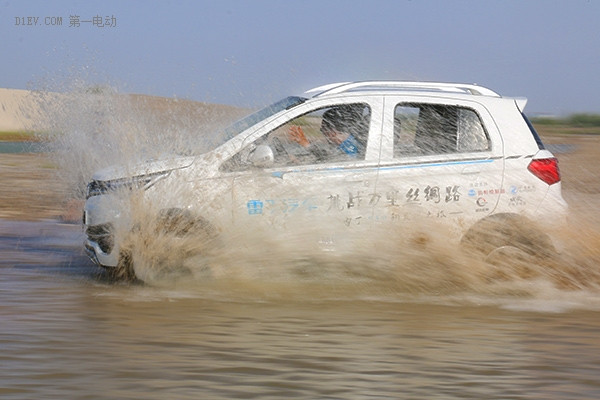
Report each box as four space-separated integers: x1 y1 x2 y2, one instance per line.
1 215 600 399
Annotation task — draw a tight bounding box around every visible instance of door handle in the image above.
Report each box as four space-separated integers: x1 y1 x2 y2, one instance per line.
344 178 370 188
461 167 481 175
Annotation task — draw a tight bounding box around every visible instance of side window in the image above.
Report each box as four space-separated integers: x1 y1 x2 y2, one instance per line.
393 103 489 158
222 103 371 171
393 105 421 156
456 108 489 152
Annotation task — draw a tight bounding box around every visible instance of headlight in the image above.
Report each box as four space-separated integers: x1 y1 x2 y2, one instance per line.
86 171 170 199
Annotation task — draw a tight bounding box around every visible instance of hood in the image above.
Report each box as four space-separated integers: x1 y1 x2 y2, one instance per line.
92 155 196 181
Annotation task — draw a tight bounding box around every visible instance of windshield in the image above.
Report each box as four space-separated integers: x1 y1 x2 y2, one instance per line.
222 96 307 141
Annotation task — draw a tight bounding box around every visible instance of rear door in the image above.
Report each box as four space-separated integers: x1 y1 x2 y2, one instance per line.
370 96 505 226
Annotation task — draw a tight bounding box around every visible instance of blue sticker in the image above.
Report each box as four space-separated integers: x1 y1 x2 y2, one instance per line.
247 200 264 215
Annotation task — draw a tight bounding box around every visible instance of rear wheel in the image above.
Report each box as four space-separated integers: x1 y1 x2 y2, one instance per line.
461 213 555 261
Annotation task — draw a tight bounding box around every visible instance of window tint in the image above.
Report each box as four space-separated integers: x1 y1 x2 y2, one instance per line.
222 103 370 171
393 103 489 158
521 113 545 150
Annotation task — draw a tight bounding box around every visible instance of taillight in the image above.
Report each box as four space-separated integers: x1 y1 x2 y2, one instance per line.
527 157 561 185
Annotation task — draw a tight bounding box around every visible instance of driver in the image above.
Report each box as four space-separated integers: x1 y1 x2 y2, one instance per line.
288 106 366 161
320 108 361 157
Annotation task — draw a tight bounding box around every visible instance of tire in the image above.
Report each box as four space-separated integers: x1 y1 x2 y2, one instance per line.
460 213 555 261
103 249 136 281
124 208 218 282
156 208 217 239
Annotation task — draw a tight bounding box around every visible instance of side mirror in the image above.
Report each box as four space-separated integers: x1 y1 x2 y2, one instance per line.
248 144 274 168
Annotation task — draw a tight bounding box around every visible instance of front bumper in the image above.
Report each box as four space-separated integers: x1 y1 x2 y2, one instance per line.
83 222 119 267
83 194 125 268
84 238 118 267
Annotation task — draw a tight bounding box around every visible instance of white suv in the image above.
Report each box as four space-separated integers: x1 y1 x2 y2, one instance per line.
83 81 568 279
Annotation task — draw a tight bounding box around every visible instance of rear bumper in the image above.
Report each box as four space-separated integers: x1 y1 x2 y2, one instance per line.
534 184 569 226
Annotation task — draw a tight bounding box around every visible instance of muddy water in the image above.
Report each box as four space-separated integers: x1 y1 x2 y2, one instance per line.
2 217 600 399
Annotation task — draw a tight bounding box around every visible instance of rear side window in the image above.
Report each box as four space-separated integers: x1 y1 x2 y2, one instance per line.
393 103 490 158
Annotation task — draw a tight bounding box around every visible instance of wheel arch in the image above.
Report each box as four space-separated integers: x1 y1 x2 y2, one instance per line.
460 212 555 258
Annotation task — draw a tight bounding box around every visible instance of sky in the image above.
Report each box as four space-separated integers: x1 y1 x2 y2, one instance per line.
2 0 599 115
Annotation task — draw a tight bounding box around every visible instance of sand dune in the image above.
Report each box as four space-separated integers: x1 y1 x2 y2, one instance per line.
0 88 246 133
0 88 35 132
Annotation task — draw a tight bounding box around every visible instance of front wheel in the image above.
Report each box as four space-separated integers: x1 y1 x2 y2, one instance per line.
101 249 136 281
118 209 218 283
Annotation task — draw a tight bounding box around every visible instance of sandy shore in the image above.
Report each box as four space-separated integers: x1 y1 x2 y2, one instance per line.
0 153 72 221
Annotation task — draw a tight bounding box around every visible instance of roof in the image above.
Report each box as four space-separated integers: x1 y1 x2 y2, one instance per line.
305 81 501 98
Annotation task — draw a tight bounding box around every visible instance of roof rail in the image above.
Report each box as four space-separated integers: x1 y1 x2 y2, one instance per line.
306 81 501 97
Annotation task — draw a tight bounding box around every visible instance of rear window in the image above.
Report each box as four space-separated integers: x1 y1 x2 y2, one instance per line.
394 103 490 158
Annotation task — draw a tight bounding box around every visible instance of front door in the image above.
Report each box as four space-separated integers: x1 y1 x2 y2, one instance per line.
220 100 384 244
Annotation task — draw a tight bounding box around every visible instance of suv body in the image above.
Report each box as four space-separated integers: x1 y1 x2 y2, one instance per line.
83 81 568 272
